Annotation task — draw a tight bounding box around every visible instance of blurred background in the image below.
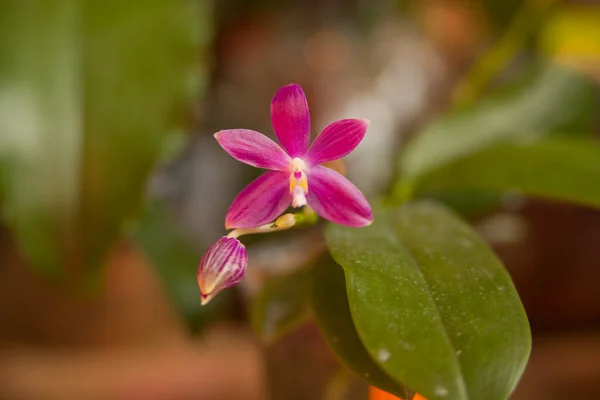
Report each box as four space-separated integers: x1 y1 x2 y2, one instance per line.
0 0 599 399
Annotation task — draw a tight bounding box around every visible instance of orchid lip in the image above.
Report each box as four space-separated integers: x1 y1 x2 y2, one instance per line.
291 186 307 208
289 157 308 208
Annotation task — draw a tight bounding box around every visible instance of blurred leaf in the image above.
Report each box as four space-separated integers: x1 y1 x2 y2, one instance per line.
413 139 600 208
156 130 192 165
324 202 531 400
453 0 559 106
0 1 193 285
418 189 502 218
540 6 600 63
251 268 312 343
311 256 415 400
479 0 525 29
132 203 230 333
400 63 597 186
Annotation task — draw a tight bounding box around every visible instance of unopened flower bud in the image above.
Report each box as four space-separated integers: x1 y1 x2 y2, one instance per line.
197 236 247 305
275 213 296 229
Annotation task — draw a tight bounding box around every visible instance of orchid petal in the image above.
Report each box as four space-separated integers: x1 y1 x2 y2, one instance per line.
306 165 373 227
215 129 290 171
305 119 368 166
270 84 310 157
226 171 291 229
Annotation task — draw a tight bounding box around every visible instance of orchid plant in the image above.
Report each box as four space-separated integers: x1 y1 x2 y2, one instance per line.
192 80 544 400
198 84 373 304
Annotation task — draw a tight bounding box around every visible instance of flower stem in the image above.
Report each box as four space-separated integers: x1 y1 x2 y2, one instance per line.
227 213 297 239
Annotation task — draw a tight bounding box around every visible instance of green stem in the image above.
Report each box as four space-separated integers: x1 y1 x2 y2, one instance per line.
452 0 562 108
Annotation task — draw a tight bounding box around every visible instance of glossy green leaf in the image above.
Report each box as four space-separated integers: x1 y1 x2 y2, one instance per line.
251 268 312 343
400 63 597 183
325 202 531 400
311 256 414 400
0 1 193 284
414 139 600 208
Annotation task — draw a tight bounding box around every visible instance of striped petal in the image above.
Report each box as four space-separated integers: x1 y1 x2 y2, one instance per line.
305 119 368 166
306 165 373 227
225 170 291 229
215 129 290 171
197 236 247 305
270 84 310 157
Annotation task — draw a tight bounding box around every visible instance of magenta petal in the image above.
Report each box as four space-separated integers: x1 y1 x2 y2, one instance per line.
306 165 373 227
305 119 368 166
226 171 292 229
270 84 310 157
215 129 290 171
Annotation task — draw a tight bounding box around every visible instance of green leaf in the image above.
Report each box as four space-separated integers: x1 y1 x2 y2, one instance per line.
311 256 414 400
414 139 600 208
132 203 230 333
0 1 193 285
400 63 597 183
325 202 531 400
251 268 312 344
416 189 502 218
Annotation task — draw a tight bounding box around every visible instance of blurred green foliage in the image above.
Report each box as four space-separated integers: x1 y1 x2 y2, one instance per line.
413 139 600 209
0 1 194 288
480 0 524 28
394 61 599 218
250 268 312 343
400 63 597 185
132 203 233 333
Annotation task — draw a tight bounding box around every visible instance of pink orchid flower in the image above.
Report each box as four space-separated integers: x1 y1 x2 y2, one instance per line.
215 84 373 229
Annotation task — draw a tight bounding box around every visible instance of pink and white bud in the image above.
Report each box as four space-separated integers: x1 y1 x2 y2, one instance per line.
197 236 247 305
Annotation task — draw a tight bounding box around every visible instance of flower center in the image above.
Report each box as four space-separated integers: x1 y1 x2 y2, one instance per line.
289 157 308 208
